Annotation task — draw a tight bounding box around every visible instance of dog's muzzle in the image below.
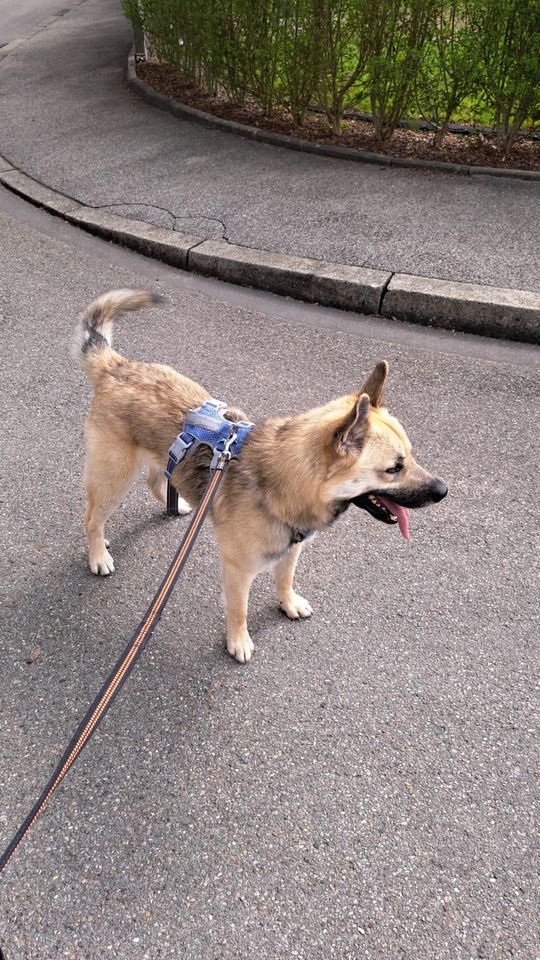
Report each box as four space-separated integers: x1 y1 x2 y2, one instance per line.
350 478 448 541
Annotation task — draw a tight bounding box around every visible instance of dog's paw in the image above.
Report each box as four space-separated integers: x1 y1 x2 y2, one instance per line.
176 496 192 516
89 548 115 576
279 592 313 620
227 629 254 664
166 495 192 517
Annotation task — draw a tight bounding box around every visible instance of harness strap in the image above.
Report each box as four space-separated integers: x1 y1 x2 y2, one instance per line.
166 479 180 516
0 458 228 876
289 528 312 545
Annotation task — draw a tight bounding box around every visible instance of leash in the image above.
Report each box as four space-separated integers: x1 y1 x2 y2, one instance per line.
0 452 229 876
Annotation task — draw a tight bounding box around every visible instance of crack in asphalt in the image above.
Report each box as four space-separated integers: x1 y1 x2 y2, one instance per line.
93 201 227 240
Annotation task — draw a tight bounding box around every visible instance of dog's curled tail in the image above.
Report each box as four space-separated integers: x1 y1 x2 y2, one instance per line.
73 289 163 366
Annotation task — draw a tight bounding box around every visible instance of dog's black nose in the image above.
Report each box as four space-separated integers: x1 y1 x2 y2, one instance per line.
430 479 448 502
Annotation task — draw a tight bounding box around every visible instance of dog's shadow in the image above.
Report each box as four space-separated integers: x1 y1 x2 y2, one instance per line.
4 500 287 686
1 500 314 879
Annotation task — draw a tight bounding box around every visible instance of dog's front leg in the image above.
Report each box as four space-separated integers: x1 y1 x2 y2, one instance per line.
274 543 313 620
221 559 257 663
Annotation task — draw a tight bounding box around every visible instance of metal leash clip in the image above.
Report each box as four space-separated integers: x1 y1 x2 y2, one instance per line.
211 427 239 471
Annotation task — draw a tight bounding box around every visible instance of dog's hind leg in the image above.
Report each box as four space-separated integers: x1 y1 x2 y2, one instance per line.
84 430 140 575
146 462 191 515
274 543 313 620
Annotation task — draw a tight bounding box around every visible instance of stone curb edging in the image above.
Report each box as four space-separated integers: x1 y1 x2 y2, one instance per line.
189 240 389 315
382 275 540 343
127 53 540 184
1 159 539 344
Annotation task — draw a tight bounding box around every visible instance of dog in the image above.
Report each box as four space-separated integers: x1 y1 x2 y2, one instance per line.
75 289 447 663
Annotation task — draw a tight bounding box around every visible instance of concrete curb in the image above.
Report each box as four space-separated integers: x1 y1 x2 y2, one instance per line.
127 53 540 184
1 158 539 344
189 241 390 314
382 275 540 343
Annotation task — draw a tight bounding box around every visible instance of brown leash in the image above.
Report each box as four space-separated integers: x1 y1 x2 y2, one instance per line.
0 458 228 875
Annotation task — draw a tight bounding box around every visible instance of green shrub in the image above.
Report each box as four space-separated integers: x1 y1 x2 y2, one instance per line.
466 0 540 156
311 0 373 135
279 1 322 125
366 0 436 140
123 0 540 155
417 0 480 146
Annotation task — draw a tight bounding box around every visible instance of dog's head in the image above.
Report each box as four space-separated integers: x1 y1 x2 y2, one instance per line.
324 361 447 540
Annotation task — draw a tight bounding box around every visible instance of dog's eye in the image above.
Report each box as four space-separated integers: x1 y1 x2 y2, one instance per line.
386 463 403 474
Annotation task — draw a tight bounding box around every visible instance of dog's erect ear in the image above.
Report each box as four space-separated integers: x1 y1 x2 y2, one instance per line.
335 393 370 454
361 361 388 407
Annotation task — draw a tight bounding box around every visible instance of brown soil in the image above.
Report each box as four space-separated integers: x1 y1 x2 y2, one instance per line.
138 62 540 172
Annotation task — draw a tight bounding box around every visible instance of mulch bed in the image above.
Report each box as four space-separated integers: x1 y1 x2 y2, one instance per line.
138 62 539 172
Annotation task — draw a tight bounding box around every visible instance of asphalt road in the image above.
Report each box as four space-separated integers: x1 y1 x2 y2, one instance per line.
0 185 538 960
0 0 67 48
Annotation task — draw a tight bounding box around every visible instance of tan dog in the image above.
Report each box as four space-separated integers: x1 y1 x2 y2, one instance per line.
75 290 447 662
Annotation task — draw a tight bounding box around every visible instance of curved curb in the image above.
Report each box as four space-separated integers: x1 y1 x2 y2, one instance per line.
127 53 540 183
0 158 539 344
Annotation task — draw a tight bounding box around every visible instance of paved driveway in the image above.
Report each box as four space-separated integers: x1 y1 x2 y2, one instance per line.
0 186 538 959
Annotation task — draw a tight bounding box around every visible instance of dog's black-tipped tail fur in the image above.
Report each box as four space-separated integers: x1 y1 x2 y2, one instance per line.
73 289 164 366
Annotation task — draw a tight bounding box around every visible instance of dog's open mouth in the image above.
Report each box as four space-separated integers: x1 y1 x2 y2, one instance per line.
351 493 411 541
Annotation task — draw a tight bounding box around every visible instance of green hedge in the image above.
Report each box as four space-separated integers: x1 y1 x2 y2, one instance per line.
123 0 540 155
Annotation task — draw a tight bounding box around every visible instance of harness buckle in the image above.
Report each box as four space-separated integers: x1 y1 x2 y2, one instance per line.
164 434 193 478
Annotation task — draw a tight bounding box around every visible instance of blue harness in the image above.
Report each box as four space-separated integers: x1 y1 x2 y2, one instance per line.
165 399 254 478
165 398 312 544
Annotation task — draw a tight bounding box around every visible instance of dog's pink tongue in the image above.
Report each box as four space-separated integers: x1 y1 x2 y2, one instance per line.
377 496 411 541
